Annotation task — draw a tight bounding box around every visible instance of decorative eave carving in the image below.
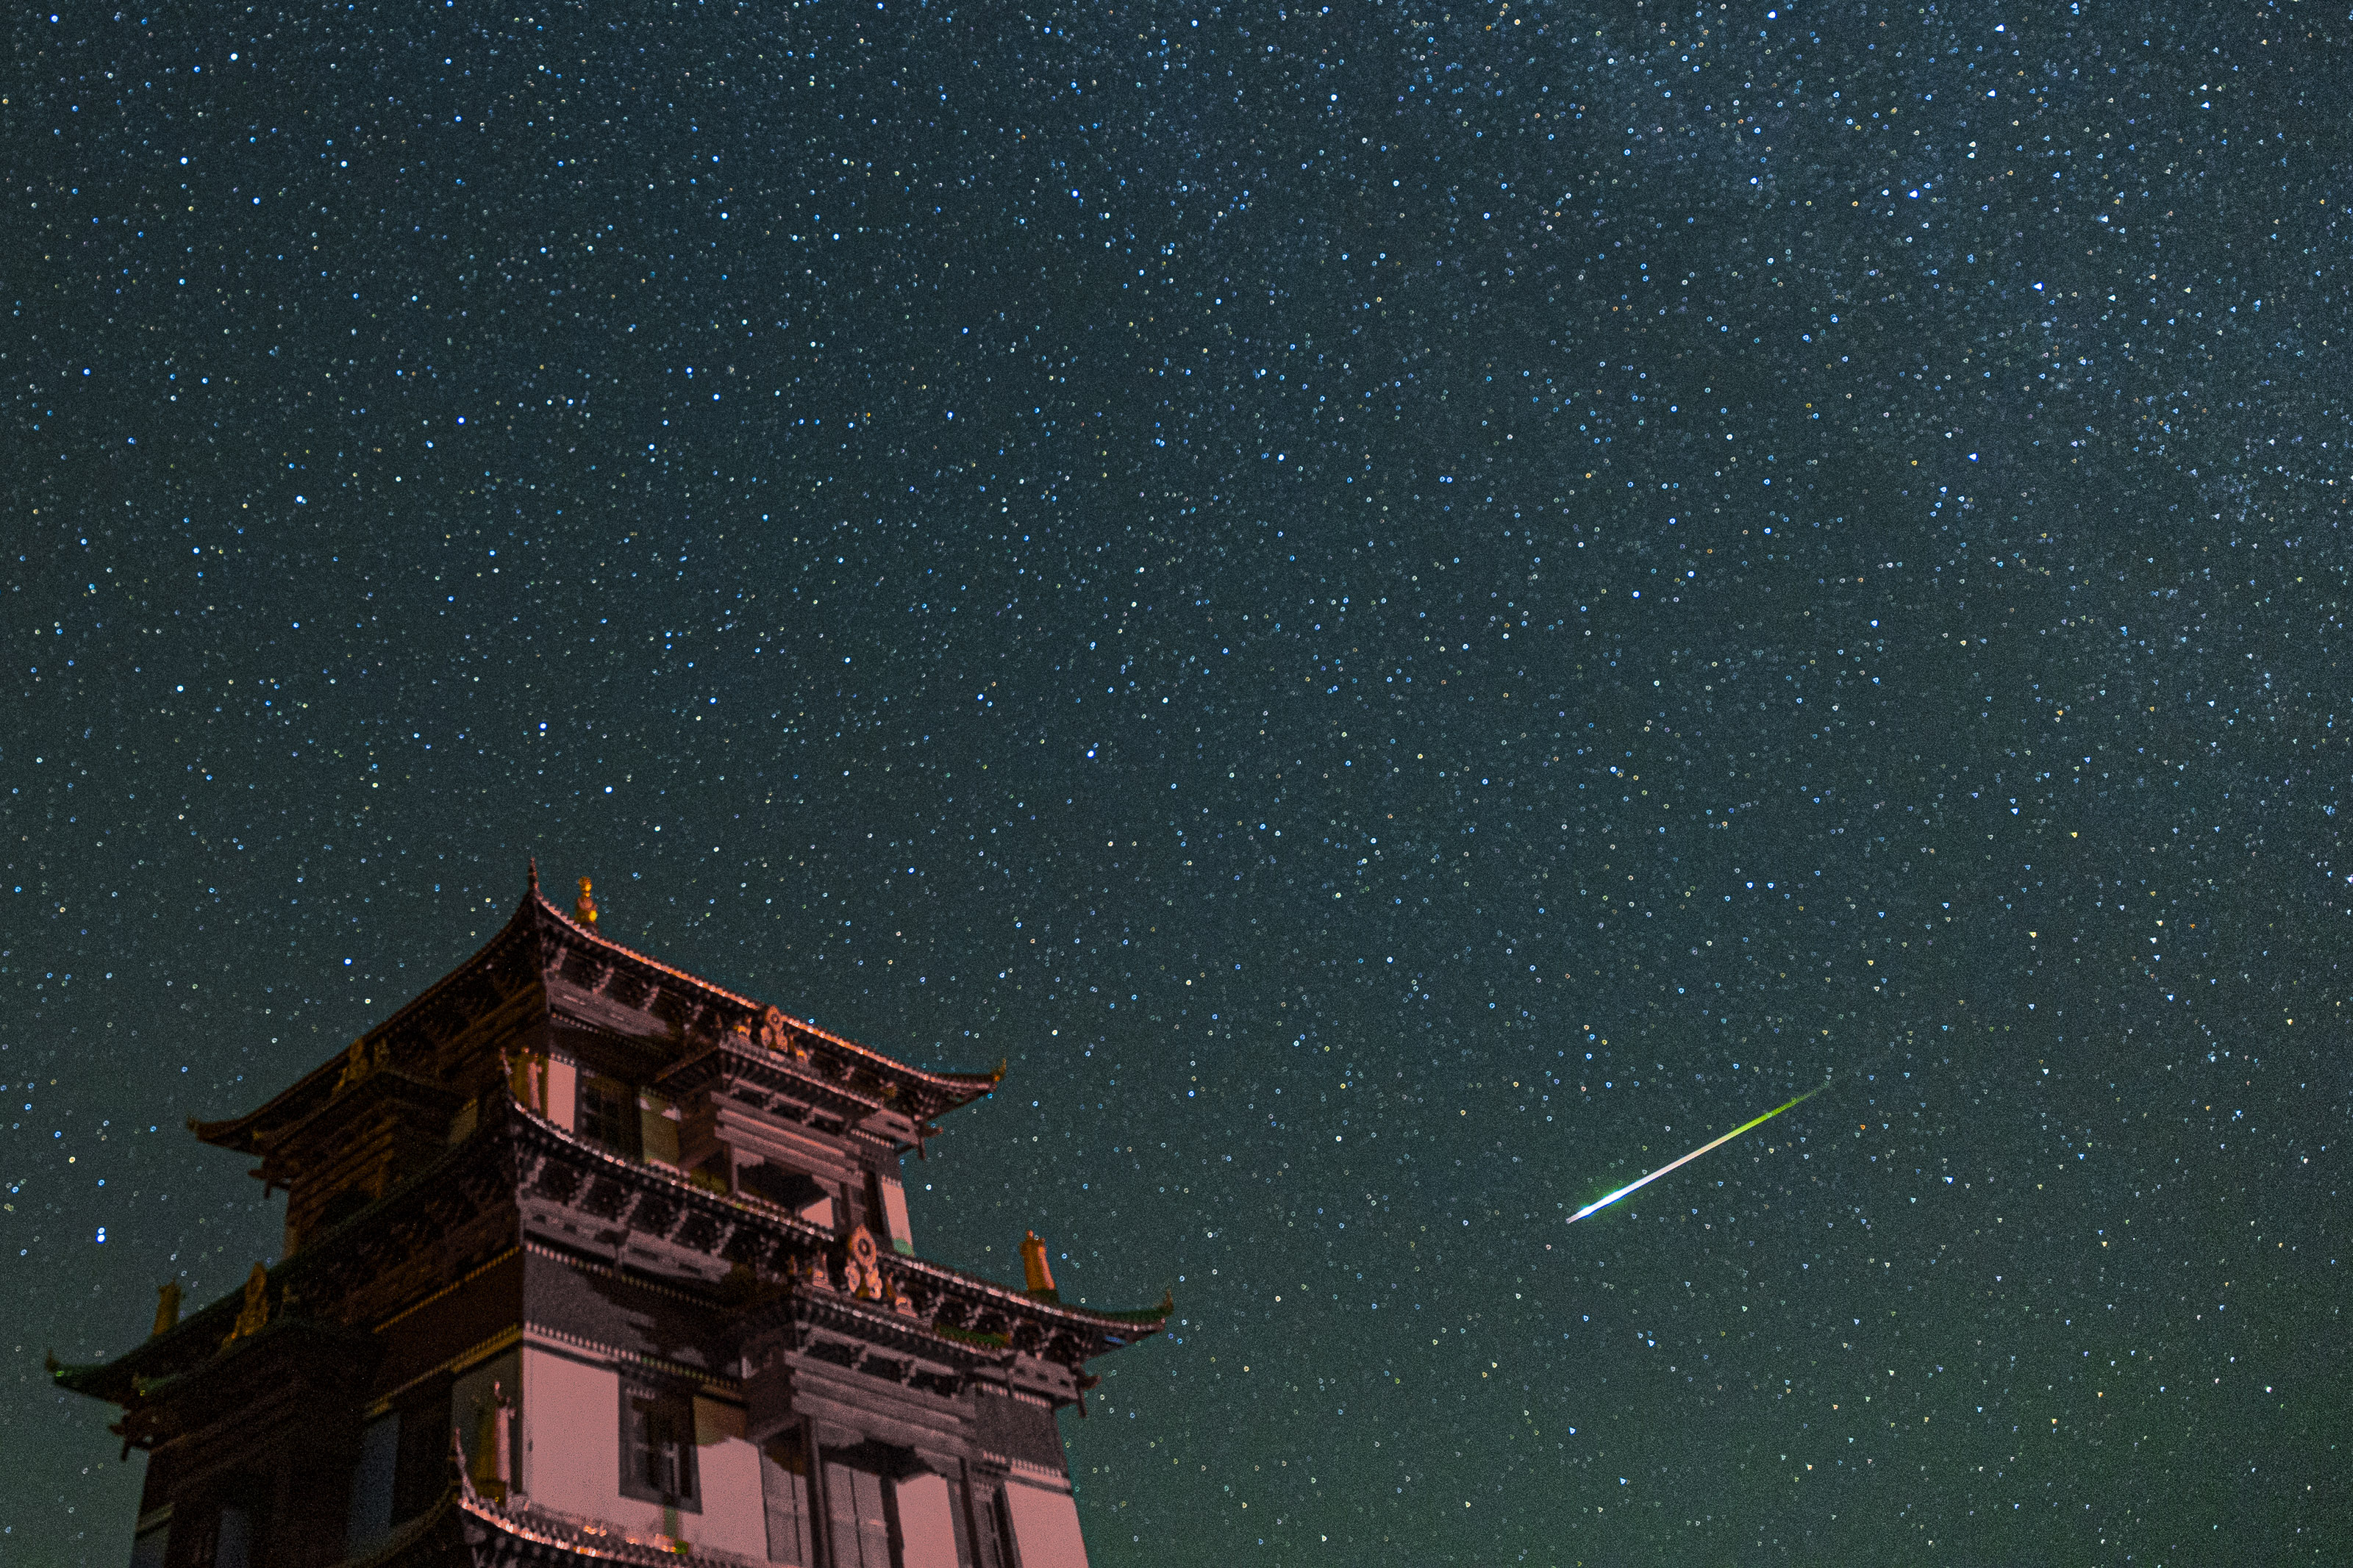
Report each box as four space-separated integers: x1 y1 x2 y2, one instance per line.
649 1036 924 1150
253 1067 466 1189
505 1103 1169 1369
313 1436 774 1568
65 1089 1168 1422
455 1473 763 1568
736 1272 1012 1398
57 1118 524 1409
189 911 541 1156
189 870 996 1161
533 892 997 1123
85 1312 380 1456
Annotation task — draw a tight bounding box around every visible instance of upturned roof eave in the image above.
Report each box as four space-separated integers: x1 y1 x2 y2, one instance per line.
537 891 1000 1111
65 1096 1168 1411
500 1104 1172 1345
190 875 998 1155
55 1116 508 1405
50 1267 382 1408
889 1251 1174 1338
189 888 548 1154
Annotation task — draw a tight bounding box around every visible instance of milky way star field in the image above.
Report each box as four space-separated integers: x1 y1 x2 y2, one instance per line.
8 0 2349 1561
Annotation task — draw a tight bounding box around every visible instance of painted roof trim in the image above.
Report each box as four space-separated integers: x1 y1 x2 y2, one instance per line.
193 870 1000 1155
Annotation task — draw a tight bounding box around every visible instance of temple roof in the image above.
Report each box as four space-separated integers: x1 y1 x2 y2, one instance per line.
191 870 1004 1156
338 1468 782 1568
494 1100 1173 1356
57 1094 1171 1413
312 1450 775 1567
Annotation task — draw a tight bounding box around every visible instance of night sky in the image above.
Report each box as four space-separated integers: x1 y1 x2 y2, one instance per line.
9 0 2350 1560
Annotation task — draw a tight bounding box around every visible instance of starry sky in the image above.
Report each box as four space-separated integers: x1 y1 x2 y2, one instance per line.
9 0 2350 1560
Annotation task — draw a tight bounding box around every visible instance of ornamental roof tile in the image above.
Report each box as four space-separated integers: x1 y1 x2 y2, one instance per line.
61 1094 1171 1414
192 870 999 1156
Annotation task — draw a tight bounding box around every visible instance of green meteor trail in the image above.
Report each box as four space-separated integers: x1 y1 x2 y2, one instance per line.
1567 1078 1832 1224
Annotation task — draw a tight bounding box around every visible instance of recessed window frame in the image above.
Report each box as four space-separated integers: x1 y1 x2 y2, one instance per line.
577 1077 640 1159
618 1382 701 1514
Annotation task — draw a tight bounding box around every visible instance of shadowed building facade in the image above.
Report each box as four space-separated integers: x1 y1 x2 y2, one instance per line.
56 869 1169 1568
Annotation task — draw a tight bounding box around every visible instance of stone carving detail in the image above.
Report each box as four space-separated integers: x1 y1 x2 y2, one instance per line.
842 1225 885 1301
334 1037 390 1095
790 1250 832 1293
222 1263 271 1349
759 1005 810 1062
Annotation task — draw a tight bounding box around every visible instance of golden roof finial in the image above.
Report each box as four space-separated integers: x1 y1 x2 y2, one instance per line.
151 1281 182 1339
1019 1229 1058 1300
575 876 599 926
224 1262 271 1347
528 856 540 895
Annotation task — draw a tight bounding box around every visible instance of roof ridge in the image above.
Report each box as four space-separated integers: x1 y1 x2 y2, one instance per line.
542 888 997 1092
890 1250 1174 1328
191 880 547 1149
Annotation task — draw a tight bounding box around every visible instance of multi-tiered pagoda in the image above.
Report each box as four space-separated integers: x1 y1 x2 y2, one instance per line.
56 867 1168 1568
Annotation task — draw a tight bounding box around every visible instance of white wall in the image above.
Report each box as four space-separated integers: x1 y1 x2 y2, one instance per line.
688 1397 768 1560
879 1176 914 1255
521 1347 619 1522
1002 1479 1090 1568
893 1472 959 1568
518 1347 771 1555
546 1057 577 1131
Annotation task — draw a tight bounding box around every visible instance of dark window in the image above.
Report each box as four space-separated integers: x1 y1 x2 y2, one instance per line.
988 1486 1018 1568
621 1386 699 1511
739 1161 823 1211
392 1378 453 1525
213 1506 251 1568
315 1184 373 1235
579 1080 638 1156
184 1485 266 1568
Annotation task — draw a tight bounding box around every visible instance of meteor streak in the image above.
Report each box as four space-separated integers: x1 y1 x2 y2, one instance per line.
1567 1078 1832 1224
